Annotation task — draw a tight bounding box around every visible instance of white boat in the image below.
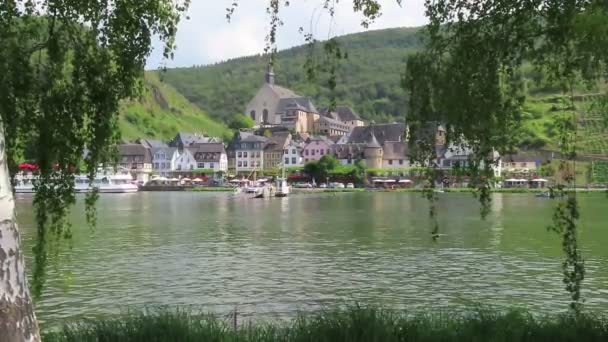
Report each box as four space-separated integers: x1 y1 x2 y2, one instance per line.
14 172 138 193
274 156 290 197
275 178 289 197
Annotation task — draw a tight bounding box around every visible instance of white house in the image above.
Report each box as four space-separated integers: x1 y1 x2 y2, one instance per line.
439 143 502 178
192 143 228 179
151 147 177 177
283 141 303 167
172 148 197 172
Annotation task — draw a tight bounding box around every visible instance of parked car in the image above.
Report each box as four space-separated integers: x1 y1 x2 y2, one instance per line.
346 183 355 189
319 183 327 188
330 182 345 189
294 182 312 188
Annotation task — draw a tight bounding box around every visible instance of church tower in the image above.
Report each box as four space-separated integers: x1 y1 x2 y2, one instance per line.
364 128 383 169
265 63 275 85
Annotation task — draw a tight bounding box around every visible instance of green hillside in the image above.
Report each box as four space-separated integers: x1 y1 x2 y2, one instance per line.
119 73 231 141
157 26 607 152
158 27 423 125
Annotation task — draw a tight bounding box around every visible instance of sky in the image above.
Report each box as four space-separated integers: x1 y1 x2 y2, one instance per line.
146 0 427 69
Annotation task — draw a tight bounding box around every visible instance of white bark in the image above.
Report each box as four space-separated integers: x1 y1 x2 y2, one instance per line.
0 122 40 341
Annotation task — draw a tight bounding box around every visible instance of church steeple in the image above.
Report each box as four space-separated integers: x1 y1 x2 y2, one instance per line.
265 63 275 85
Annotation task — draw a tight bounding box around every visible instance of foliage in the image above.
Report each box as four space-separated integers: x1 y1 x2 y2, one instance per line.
43 306 608 342
303 155 340 181
228 114 255 130
0 1 189 297
405 0 608 311
157 27 422 124
120 73 231 141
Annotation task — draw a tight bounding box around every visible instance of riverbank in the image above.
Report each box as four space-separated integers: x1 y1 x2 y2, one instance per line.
291 187 608 194
43 307 608 342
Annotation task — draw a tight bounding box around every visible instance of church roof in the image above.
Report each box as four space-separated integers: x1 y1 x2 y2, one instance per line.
366 130 381 148
349 123 405 145
276 96 318 114
268 84 298 98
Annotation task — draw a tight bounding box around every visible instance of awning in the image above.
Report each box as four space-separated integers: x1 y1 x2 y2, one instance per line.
373 179 385 183
398 179 412 183
384 179 396 183
505 179 519 182
169 178 179 182
532 178 548 182
192 178 203 182
181 178 191 182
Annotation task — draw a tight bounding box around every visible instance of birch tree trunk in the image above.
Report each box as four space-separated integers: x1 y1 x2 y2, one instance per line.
0 122 40 341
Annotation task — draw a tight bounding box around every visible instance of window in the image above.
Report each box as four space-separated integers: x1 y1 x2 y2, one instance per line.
284 149 288 155
326 149 330 155
263 109 269 123
389 160 393 165
320 150 324 155
312 150 316 156
237 152 242 158
305 150 309 156
250 110 256 120
243 152 248 158
305 158 309 162
292 157 296 164
285 158 289 164
292 149 296 154
244 161 248 167
238 161 242 167
210 163 215 169
399 159 404 165
198 163 204 168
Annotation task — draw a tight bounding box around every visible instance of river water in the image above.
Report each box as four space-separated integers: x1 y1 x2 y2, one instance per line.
14 192 608 327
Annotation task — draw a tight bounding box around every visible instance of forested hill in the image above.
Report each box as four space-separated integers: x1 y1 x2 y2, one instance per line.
157 27 424 124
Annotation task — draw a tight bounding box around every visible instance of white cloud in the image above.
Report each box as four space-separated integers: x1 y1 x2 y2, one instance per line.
147 0 427 69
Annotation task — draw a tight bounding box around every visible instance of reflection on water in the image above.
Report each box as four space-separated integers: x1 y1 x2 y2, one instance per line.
15 192 608 327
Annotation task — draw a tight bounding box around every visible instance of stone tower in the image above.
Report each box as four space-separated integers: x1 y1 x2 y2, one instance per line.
265 63 275 85
364 128 383 169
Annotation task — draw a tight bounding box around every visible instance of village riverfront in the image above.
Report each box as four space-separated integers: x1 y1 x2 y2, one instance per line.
15 66 608 192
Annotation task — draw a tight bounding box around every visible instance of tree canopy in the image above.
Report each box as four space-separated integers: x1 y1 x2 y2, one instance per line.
0 0 190 298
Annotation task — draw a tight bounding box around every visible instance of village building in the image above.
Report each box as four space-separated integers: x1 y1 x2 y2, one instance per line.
302 136 334 163
264 133 291 169
191 143 228 180
151 146 177 177
382 141 409 169
332 143 366 165
245 65 318 128
232 132 268 174
169 132 219 150
314 115 350 136
283 140 304 167
173 148 197 173
502 153 540 173
245 65 365 135
117 143 153 183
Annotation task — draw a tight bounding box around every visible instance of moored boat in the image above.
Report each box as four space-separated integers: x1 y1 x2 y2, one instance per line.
14 170 138 193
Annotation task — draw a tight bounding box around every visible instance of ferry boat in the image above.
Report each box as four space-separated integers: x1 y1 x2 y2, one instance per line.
14 171 138 193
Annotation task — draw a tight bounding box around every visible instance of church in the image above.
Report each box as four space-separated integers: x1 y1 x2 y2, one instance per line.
244 64 363 134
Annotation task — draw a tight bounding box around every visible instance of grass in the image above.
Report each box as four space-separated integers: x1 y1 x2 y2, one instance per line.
119 73 231 142
43 306 608 342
